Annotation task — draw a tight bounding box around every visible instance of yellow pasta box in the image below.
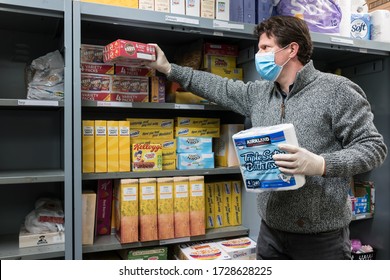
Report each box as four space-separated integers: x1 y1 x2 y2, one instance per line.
139 178 158 241
157 177 174 240
107 120 119 172
162 159 175 170
189 176 205 236
173 177 190 238
127 118 173 128
222 181 232 227
118 120 130 172
80 0 138 9
231 180 242 226
205 182 215 229
175 117 220 128
94 120 107 173
214 182 224 228
82 120 95 173
113 179 138 243
131 143 162 172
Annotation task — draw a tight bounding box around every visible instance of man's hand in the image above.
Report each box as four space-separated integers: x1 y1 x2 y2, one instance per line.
273 144 325 176
144 44 171 75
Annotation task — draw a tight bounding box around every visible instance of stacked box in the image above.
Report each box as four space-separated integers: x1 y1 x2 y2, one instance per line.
19 225 65 248
131 143 162 172
186 0 200 17
231 180 242 226
215 0 229 20
216 237 256 260
94 120 107 172
107 121 119 172
176 137 213 153
114 179 139 243
214 124 244 167
200 0 215 18
176 152 215 170
80 0 138 8
157 177 175 240
150 76 166 103
82 120 95 173
120 247 168 260
95 179 113 235
139 178 158 241
114 65 155 76
103 39 156 65
111 75 149 103
175 127 220 138
80 44 104 63
155 0 170 13
173 177 190 238
205 182 215 229
82 191 96 245
189 176 205 236
222 181 232 226
214 182 224 228
176 241 231 260
175 117 220 128
118 120 131 172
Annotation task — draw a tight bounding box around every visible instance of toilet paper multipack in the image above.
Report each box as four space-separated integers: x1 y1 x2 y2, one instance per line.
232 124 305 192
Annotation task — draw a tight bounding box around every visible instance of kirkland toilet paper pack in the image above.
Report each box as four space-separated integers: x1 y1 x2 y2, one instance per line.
232 124 305 193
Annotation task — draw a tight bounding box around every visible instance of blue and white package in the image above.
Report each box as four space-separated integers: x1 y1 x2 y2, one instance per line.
232 124 305 192
176 137 212 153
350 13 371 40
176 153 215 170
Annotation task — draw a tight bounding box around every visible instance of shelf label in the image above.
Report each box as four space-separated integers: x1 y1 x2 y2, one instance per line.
165 15 199 25
159 236 190 245
96 101 132 108
18 100 59 106
330 37 354 45
174 104 204 110
213 20 244 30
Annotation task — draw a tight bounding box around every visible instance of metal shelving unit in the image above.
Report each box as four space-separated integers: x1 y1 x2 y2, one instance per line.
0 0 73 260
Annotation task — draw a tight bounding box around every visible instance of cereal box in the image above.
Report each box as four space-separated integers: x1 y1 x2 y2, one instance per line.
222 181 232 227
204 55 237 70
113 179 138 244
162 159 176 170
203 42 239 57
81 92 110 101
231 180 242 226
157 177 174 240
130 128 174 139
107 121 119 172
205 182 215 229
127 118 174 128
139 178 158 242
175 117 220 128
173 177 190 238
82 120 95 173
118 120 130 172
214 182 224 228
189 176 205 236
131 143 162 172
94 120 107 173
103 39 156 64
80 44 104 63
95 179 113 235
175 127 220 138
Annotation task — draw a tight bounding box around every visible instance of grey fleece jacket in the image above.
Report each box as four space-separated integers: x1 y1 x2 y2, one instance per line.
167 60 387 233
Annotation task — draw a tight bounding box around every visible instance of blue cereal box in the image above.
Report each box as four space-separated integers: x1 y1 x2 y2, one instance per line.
176 137 212 153
176 153 214 170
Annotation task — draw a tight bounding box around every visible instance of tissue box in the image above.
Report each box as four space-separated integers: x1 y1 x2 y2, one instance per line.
176 153 214 170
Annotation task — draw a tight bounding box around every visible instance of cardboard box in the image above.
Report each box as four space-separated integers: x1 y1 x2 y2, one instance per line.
205 182 215 229
81 92 110 101
175 127 220 138
162 159 176 170
111 76 149 93
131 143 163 172
214 124 244 167
121 247 168 260
204 42 239 57
231 180 242 226
128 118 174 128
176 152 215 170
19 225 65 248
80 0 138 8
107 121 119 172
130 128 174 139
110 92 149 103
215 0 229 20
171 0 185 14
155 0 170 12
177 241 231 260
114 179 139 243
80 44 104 63
114 65 155 76
150 76 166 103
103 39 156 64
222 181 232 227
176 137 213 153
139 178 158 241
82 120 95 173
366 0 390 12
139 0 154 10
175 117 220 127
189 176 205 236
94 120 107 173
157 177 175 240
204 55 237 70
173 177 190 238
186 0 200 17
211 67 243 80
95 179 113 235
81 74 111 92
118 120 131 172
200 0 215 18
216 237 256 260
214 182 224 228
82 191 96 245
81 63 114 74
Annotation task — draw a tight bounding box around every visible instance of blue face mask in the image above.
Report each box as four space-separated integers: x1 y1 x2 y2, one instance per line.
255 44 291 81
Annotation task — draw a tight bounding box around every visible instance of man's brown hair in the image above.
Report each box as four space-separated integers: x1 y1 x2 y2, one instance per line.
254 16 313 65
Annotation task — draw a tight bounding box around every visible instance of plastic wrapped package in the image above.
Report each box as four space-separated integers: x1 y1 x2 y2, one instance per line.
276 0 341 34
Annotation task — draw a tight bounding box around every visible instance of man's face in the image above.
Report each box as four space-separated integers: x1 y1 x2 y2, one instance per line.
257 33 291 66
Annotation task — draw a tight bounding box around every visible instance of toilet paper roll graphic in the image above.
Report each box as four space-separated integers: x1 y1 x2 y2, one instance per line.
232 123 306 193
370 10 390 43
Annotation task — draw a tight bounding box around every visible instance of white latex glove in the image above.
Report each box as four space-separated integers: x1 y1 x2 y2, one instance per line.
273 144 325 176
144 44 171 75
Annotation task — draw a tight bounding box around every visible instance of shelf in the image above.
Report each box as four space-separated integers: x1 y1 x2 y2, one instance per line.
83 167 241 180
83 226 249 254
0 234 64 260
0 99 64 108
0 0 64 15
352 213 374 221
82 100 227 111
0 170 64 185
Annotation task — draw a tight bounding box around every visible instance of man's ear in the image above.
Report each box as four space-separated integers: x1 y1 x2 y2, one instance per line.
289 42 299 57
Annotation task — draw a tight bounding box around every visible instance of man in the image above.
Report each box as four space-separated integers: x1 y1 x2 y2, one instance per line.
146 16 387 259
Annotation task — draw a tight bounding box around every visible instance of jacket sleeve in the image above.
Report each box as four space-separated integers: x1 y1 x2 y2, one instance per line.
322 79 387 177
167 63 254 117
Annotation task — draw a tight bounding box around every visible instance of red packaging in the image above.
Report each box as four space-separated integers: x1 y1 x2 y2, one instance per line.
115 65 155 76
204 43 239 57
80 44 104 63
96 179 113 236
81 74 111 92
111 76 149 93
81 92 110 101
103 39 156 64
110 92 149 103
81 63 114 75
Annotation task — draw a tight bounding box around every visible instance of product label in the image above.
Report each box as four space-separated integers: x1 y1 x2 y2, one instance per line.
234 131 297 189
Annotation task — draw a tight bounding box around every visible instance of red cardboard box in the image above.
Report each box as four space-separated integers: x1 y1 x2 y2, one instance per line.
103 39 156 64
81 92 110 101
115 65 155 76
81 74 111 92
204 43 239 57
81 63 114 75
96 179 113 235
110 92 149 103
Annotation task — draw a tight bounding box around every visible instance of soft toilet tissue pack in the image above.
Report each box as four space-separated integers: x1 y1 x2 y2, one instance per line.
232 123 305 193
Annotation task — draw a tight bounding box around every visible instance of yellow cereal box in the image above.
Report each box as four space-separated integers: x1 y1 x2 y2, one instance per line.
222 181 232 227
131 139 176 159
157 177 174 240
127 118 174 128
94 120 107 173
205 182 215 229
211 68 243 81
82 120 95 173
214 182 224 228
107 120 119 172
139 178 158 242
189 176 205 236
113 179 138 243
80 0 138 9
131 143 162 172
175 117 220 128
118 120 130 172
231 180 242 226
175 127 220 138
204 55 237 70
130 128 174 139
162 159 176 170
173 177 190 238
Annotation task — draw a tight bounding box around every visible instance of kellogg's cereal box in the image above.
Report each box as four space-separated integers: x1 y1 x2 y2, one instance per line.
131 143 162 172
